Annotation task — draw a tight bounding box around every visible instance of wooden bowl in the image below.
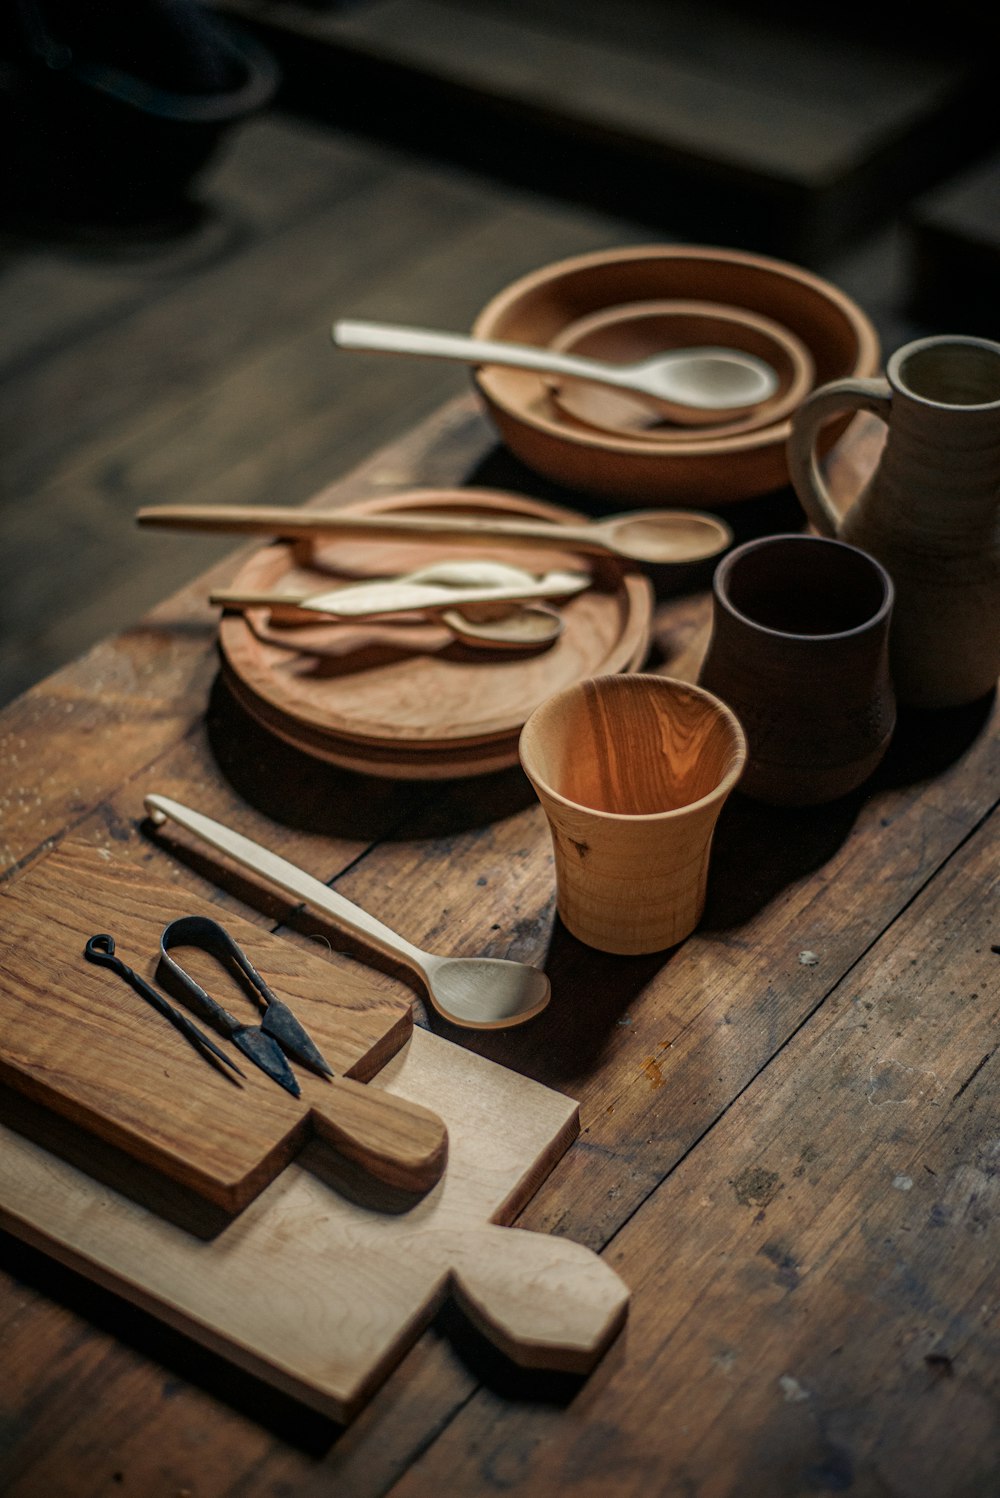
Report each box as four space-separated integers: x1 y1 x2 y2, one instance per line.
471 245 880 504
548 299 815 441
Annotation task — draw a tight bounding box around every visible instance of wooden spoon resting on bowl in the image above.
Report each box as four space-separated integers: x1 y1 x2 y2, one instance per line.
137 504 733 567
332 318 779 424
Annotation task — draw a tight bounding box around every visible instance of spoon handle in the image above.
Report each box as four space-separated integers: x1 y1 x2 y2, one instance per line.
333 318 642 391
144 796 432 979
137 504 607 553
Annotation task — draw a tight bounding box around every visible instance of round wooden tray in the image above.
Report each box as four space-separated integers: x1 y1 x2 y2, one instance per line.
218 489 654 764
220 609 652 778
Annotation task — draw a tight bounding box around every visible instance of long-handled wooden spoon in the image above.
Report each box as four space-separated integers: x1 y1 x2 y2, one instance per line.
144 796 551 1030
332 318 779 422
137 504 733 566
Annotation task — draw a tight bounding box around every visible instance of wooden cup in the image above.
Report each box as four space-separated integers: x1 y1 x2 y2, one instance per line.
699 534 896 804
519 675 747 954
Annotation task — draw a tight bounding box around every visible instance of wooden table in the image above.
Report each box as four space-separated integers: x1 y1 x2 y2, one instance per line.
1 397 997 1497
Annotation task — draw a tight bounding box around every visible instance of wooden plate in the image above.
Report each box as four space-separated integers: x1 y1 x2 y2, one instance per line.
221 605 651 778
219 490 654 757
221 664 525 779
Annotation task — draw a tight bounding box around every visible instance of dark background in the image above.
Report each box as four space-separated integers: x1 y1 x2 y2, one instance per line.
2 0 997 705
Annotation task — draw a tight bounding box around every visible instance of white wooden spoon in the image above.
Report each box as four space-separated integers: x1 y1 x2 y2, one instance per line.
333 318 779 422
144 796 551 1030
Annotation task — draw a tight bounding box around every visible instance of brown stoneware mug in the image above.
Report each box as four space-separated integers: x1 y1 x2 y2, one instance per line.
699 533 895 805
519 674 747 954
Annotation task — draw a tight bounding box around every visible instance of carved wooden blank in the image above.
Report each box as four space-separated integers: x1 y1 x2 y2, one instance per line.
0 846 447 1209
0 1028 629 1419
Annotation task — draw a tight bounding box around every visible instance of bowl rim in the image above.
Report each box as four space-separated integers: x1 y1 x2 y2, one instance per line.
548 296 816 442
518 672 748 822
472 243 880 458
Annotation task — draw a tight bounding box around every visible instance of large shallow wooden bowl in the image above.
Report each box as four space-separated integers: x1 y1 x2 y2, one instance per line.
471 245 880 505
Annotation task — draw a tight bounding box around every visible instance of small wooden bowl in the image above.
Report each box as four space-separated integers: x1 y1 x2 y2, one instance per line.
472 244 880 505
548 299 815 442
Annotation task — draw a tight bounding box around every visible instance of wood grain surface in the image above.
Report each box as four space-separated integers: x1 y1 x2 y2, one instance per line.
0 1025 628 1420
0 396 996 1495
0 845 447 1209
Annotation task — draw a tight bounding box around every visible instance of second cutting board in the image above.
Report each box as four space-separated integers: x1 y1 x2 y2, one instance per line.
0 845 447 1213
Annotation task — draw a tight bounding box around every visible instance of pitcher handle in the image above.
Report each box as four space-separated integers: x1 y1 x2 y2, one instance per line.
787 377 892 536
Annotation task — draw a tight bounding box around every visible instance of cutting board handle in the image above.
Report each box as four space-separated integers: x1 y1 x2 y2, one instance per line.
448 1223 628 1373
312 1078 447 1194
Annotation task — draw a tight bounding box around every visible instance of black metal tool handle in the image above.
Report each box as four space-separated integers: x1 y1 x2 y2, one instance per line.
159 916 334 1092
84 934 245 1080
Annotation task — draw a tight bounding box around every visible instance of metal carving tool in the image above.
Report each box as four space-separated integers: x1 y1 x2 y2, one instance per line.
83 934 246 1082
158 915 335 1097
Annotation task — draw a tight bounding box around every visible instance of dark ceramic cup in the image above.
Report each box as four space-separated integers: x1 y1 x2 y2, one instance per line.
699 534 895 805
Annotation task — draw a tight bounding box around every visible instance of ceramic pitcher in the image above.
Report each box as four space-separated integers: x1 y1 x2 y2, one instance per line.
787 333 1000 708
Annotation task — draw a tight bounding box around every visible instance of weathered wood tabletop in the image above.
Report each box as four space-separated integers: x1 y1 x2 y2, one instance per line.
1 395 997 1498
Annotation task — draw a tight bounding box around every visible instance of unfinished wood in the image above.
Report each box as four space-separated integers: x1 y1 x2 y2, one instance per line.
390 805 999 1498
0 1024 628 1421
0 844 449 1208
0 115 380 380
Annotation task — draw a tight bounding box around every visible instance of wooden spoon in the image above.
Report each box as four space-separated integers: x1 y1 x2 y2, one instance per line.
144 796 551 1030
332 318 779 422
440 603 563 650
137 504 733 566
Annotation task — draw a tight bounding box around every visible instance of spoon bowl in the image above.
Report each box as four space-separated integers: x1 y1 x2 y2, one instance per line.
442 603 563 650
549 300 815 440
144 796 551 1029
420 954 551 1026
333 317 779 423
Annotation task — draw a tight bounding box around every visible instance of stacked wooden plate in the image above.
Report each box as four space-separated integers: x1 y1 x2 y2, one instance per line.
218 489 654 778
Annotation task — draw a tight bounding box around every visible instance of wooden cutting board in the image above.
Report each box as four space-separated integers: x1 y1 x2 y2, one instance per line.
0 968 629 1420
0 846 448 1213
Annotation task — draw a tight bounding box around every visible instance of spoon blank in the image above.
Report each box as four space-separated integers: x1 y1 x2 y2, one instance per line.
209 568 589 620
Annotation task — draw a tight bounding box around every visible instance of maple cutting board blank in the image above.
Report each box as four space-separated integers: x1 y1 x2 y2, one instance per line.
0 846 447 1210
0 1025 629 1418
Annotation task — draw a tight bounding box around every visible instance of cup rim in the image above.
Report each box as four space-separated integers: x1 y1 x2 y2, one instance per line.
712 533 894 642
887 333 1000 413
518 672 748 822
